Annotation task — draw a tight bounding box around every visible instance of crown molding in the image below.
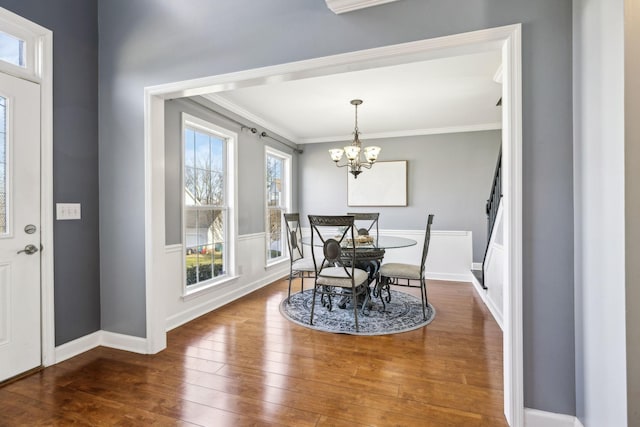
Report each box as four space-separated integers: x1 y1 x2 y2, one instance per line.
201 93 502 144
202 93 501 144
299 122 502 144
325 0 402 14
201 93 298 143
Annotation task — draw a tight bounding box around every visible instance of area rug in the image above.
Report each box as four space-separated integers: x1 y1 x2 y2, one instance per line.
279 289 435 335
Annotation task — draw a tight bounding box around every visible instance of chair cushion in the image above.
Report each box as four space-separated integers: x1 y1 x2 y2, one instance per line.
316 267 369 287
292 257 315 272
380 263 421 280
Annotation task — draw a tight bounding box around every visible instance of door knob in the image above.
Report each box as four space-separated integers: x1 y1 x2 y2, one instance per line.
17 244 38 255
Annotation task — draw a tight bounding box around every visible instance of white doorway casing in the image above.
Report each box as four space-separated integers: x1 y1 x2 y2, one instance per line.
144 25 523 425
0 7 54 370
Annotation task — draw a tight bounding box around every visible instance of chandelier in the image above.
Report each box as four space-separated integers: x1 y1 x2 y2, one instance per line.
328 99 381 179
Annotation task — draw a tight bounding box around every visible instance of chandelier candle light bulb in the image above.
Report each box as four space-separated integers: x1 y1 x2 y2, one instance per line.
328 99 381 178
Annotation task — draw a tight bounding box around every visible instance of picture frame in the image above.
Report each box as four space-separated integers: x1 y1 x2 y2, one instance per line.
347 160 407 206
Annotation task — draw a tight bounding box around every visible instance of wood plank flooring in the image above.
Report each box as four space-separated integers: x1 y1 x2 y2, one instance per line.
0 278 507 426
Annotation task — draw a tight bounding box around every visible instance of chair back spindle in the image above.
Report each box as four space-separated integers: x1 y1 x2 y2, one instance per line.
347 212 380 242
377 213 434 320
419 214 435 278
284 213 304 262
283 213 316 303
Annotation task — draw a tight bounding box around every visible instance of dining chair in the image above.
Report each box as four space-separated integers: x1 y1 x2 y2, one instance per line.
377 214 434 319
284 213 316 303
347 212 379 241
308 215 370 331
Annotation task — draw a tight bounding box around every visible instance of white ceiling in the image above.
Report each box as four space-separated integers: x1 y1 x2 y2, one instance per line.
204 50 503 145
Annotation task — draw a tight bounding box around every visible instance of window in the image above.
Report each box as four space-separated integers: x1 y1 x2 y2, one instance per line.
265 147 291 264
0 17 40 80
183 113 236 290
0 31 25 68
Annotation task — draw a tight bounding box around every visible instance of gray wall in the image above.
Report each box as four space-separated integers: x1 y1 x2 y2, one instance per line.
97 0 574 415
299 131 501 263
0 0 100 346
164 97 300 245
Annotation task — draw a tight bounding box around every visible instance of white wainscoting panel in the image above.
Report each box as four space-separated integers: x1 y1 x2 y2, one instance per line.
469 203 504 329
379 229 474 282
303 228 474 283
485 243 504 326
164 233 289 331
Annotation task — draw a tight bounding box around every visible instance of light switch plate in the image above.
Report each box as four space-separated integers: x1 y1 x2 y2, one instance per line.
56 203 81 220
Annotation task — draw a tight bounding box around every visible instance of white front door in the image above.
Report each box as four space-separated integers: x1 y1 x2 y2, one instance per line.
0 71 41 382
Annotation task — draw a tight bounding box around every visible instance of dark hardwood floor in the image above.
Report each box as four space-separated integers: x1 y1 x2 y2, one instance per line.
0 278 507 426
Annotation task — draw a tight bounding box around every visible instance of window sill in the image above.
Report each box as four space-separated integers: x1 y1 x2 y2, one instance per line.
182 275 240 301
265 257 289 271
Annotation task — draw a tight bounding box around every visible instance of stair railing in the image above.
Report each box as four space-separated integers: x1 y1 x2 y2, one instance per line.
481 147 502 290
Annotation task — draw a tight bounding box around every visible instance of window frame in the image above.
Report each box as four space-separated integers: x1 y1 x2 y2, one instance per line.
0 16 39 81
264 146 292 267
181 112 237 295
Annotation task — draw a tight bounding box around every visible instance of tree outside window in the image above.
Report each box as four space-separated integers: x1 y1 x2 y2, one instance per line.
184 127 227 286
266 148 290 263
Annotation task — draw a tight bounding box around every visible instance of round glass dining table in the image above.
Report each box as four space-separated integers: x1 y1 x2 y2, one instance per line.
301 234 416 286
301 234 416 311
301 235 417 249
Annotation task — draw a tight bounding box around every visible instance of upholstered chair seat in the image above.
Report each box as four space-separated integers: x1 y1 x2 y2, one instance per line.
292 257 315 272
317 267 369 287
379 263 421 280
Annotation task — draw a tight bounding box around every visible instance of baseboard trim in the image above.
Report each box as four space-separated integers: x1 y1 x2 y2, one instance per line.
100 331 148 354
472 262 482 270
54 330 149 364
54 331 102 364
55 264 289 364
425 271 474 282
524 408 583 427
470 273 504 330
165 265 288 331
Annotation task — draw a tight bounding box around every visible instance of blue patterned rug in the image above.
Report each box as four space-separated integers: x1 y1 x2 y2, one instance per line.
279 289 435 335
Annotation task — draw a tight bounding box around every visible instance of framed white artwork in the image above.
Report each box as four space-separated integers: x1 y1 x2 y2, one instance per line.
347 160 407 206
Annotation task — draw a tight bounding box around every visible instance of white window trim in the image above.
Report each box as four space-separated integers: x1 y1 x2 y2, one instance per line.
0 12 40 81
265 145 291 267
181 112 237 296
